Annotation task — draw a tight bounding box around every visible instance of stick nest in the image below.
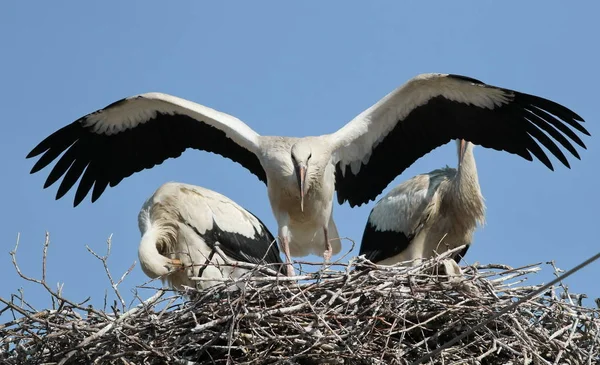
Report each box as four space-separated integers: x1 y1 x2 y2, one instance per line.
1 234 599 364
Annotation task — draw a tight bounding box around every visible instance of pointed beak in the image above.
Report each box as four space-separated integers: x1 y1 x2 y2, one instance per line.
459 139 467 165
295 164 307 212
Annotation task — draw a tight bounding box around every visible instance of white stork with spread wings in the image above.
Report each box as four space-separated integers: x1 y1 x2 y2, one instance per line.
359 139 483 277
27 73 589 277
138 182 283 290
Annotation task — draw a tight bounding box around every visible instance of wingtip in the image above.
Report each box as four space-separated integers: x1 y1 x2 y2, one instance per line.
55 183 72 201
25 150 39 159
572 113 585 123
55 191 66 201
29 163 45 175
581 128 591 137
43 178 55 189
26 143 49 159
72 194 85 207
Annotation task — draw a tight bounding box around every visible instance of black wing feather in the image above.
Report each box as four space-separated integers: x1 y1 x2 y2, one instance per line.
27 101 267 207
181 216 282 267
336 75 588 207
524 109 580 159
359 220 414 263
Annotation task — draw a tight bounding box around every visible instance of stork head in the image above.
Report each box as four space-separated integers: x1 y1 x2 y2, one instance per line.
138 233 184 280
291 142 313 212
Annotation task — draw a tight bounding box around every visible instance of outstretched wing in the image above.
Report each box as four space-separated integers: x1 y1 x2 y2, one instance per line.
332 73 588 207
27 92 266 206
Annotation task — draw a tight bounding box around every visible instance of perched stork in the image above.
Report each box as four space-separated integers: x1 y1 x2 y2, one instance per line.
358 140 483 276
27 73 589 277
138 182 283 290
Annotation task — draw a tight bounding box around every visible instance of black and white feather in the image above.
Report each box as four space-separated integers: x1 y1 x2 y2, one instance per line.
332 74 588 206
137 182 282 290
28 93 266 206
359 140 484 277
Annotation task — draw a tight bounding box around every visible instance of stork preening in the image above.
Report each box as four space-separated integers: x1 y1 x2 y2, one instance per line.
138 182 283 290
359 139 484 277
27 73 589 277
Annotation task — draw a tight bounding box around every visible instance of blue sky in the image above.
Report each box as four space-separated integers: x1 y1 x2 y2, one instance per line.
1 2 599 316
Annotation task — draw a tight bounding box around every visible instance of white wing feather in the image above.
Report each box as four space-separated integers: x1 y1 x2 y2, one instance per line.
154 182 265 238
85 92 262 153
368 170 451 234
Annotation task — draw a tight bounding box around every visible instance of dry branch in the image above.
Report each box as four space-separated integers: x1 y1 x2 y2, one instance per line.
1 233 599 365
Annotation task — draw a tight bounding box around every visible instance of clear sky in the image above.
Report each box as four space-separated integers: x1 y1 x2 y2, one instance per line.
1 2 599 317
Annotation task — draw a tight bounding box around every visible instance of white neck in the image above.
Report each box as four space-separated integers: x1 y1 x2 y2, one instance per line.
450 142 485 225
138 230 173 279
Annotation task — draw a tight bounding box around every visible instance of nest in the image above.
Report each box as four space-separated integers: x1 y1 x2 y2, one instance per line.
1 234 599 365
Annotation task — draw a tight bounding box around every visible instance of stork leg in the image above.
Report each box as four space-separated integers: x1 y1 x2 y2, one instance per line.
323 227 332 262
281 235 296 277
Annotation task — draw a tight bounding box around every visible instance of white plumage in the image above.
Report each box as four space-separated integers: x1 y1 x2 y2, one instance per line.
137 182 282 290
27 73 588 277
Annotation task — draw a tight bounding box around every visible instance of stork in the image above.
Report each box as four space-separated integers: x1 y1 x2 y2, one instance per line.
26 73 589 277
358 139 483 277
138 182 283 290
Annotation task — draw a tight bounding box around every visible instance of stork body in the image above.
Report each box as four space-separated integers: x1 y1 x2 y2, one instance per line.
259 136 340 268
27 73 589 277
360 140 484 274
137 182 282 290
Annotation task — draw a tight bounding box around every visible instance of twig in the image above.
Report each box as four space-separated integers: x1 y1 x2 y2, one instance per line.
58 289 165 365
411 251 600 365
86 235 135 312
2 233 598 365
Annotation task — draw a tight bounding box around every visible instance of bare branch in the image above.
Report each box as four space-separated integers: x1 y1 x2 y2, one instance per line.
85 235 136 313
1 233 599 365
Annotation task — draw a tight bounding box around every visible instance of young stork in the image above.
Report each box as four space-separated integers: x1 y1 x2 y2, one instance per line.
137 182 283 290
26 73 589 277
359 140 483 276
